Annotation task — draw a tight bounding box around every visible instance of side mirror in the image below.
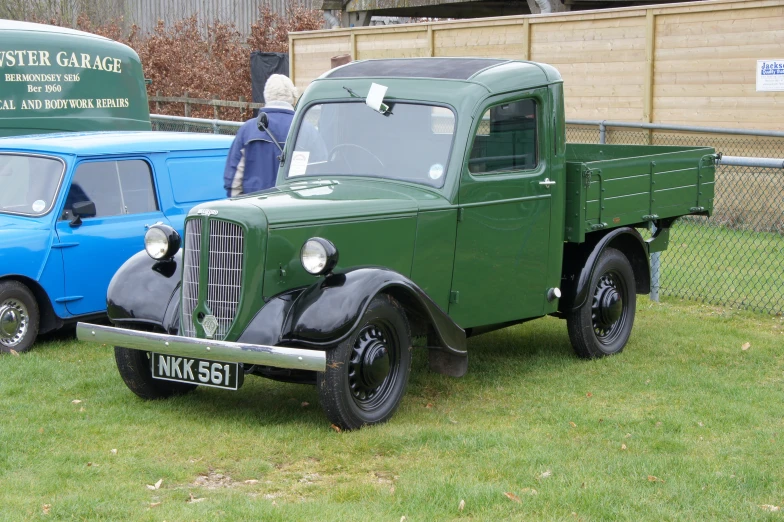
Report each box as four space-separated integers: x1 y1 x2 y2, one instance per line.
69 200 96 227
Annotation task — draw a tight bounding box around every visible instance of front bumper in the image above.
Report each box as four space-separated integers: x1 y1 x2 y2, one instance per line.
76 322 326 372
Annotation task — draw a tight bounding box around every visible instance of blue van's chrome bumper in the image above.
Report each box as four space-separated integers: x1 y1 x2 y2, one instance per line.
76 322 326 372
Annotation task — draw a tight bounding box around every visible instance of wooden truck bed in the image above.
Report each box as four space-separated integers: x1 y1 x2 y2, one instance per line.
564 144 716 243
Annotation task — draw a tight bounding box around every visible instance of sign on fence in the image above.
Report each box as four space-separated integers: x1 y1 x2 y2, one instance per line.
757 60 784 92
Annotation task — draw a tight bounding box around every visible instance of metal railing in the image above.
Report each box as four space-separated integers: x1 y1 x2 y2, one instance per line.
151 114 243 135
150 114 784 315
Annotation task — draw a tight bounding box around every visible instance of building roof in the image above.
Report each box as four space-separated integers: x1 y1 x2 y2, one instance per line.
0 131 235 155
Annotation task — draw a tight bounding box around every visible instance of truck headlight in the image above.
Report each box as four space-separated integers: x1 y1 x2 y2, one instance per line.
144 223 180 261
301 237 338 276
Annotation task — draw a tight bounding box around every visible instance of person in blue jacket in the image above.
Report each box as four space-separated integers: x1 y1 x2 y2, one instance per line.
223 74 298 196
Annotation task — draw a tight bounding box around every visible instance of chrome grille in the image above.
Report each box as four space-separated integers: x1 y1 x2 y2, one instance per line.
206 219 244 340
181 219 202 338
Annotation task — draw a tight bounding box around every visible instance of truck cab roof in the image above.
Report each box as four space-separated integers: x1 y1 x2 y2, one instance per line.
319 57 562 93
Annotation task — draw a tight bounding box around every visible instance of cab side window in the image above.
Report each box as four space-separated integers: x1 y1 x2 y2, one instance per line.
468 99 538 174
63 160 158 219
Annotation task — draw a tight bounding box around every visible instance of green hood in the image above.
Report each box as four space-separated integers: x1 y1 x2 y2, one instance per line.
241 177 449 227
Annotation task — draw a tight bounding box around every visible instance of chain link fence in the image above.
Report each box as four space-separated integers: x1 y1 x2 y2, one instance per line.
150 114 783 315
567 123 784 315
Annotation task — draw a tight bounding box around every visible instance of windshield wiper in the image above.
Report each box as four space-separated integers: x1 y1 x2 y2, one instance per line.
343 85 391 115
343 86 361 99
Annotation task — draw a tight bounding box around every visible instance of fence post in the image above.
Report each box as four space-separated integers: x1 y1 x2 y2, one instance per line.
650 222 660 302
155 90 161 113
213 98 219 122
239 96 245 120
599 121 607 144
184 91 191 118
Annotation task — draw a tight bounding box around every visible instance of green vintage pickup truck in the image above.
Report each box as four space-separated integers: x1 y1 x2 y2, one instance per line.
77 58 716 430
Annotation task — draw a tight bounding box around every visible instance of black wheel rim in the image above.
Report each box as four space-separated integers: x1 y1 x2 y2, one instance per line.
591 270 628 345
347 320 400 411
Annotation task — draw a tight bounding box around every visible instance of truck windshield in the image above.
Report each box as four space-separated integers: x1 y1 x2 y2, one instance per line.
286 101 455 187
0 154 64 217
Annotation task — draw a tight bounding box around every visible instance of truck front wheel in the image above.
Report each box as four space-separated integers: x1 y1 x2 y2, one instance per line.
114 346 197 400
317 294 412 430
567 247 636 358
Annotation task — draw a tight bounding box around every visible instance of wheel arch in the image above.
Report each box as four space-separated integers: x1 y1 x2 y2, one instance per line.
559 227 650 313
279 267 467 358
0 275 61 334
107 250 183 334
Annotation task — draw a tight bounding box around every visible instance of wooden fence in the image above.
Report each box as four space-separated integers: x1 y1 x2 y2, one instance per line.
149 93 264 121
288 0 784 131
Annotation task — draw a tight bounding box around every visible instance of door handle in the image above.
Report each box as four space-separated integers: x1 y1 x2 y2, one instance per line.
539 178 556 187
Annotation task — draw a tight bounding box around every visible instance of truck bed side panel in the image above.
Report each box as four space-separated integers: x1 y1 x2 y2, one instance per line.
564 144 715 242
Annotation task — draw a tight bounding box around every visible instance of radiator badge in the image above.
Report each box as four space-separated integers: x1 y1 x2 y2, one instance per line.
202 315 219 339
197 209 218 216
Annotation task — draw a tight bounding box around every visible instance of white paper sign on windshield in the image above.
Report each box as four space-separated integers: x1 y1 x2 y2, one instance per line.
366 83 388 112
289 151 310 176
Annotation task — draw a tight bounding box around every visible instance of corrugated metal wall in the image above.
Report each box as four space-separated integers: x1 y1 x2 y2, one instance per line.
127 0 315 35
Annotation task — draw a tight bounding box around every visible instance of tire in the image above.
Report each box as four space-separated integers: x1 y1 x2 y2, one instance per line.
317 294 412 430
567 247 636 359
114 346 197 400
0 280 40 353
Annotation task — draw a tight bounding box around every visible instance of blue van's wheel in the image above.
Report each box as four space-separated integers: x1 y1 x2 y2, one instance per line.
0 281 39 353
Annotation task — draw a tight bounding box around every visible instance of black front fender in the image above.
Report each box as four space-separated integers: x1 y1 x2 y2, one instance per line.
560 227 651 312
246 267 466 355
107 250 182 333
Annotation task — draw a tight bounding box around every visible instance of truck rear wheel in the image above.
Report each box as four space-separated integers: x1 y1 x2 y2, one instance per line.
317 294 412 430
567 247 636 359
114 346 197 400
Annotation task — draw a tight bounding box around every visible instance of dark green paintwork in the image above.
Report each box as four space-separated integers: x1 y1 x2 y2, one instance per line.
182 59 714 336
450 87 554 328
410 209 458 312
0 20 150 137
564 144 716 243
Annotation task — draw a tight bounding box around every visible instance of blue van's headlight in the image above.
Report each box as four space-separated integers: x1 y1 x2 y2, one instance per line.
144 224 180 261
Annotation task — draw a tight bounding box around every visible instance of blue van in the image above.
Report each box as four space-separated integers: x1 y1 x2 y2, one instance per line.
0 131 232 351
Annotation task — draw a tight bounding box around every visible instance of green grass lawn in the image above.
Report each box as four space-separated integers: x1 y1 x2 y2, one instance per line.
1 298 783 521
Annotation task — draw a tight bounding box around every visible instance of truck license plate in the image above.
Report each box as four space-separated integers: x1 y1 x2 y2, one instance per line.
151 353 241 390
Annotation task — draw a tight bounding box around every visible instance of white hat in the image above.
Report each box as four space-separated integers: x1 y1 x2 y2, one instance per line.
264 74 299 106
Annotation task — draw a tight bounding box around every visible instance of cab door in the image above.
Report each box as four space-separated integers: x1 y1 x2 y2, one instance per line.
55 158 167 316
449 90 553 328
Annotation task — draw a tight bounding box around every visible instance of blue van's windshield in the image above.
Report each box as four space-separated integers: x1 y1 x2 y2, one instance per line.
0 154 64 217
